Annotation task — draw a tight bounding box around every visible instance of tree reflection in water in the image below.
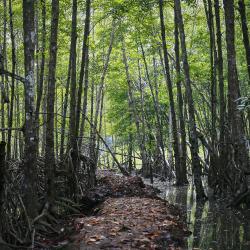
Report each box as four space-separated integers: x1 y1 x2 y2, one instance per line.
163 182 250 250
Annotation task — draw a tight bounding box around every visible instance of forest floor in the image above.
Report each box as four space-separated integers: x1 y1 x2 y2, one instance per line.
61 172 191 250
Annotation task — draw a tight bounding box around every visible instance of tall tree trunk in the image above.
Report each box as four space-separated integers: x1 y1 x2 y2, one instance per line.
95 90 105 167
0 141 6 236
35 0 46 155
68 0 78 198
174 5 188 184
238 0 250 80
123 41 151 177
206 0 217 147
128 132 133 173
22 0 39 219
79 45 90 149
90 22 115 166
60 49 72 160
214 0 225 155
223 0 249 186
159 0 182 184
1 0 7 141
174 0 206 199
89 68 95 158
41 90 47 156
139 40 168 178
45 0 59 204
204 0 218 187
7 0 16 159
75 0 91 137
137 58 148 176
16 87 23 158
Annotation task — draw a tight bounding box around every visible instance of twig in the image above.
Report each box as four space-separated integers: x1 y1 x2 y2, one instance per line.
82 113 130 176
0 68 26 83
0 127 22 131
18 194 31 232
32 202 49 224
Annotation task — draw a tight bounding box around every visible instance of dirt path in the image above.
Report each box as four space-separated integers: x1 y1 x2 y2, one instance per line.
67 173 190 249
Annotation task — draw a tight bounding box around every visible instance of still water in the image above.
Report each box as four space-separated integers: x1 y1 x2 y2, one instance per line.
159 181 250 250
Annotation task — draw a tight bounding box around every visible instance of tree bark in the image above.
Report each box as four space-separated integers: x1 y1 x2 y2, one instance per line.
159 0 182 184
139 40 168 178
6 0 16 160
45 0 59 204
79 45 90 149
68 0 79 198
214 0 225 153
0 141 6 236
90 21 115 166
75 0 91 137
1 0 7 142
60 47 72 160
238 0 250 80
137 58 149 177
174 5 188 184
35 0 46 155
203 0 218 187
22 0 39 219
174 0 206 199
223 0 249 182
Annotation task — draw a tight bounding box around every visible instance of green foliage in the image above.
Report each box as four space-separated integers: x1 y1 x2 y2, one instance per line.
1 0 250 159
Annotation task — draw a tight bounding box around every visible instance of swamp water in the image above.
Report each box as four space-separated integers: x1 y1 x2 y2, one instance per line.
148 179 250 250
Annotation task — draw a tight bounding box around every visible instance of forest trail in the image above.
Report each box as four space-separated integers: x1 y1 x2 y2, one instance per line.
1 0 250 248
43 172 190 249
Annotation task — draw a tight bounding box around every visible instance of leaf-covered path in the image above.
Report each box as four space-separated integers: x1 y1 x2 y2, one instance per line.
67 173 190 249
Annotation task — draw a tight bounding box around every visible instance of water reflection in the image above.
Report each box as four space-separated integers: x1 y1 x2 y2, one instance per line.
164 183 250 250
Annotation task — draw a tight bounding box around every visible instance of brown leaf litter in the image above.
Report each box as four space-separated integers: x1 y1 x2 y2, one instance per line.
69 173 191 249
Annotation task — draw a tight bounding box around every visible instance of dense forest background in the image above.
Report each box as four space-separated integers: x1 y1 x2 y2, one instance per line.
0 0 250 247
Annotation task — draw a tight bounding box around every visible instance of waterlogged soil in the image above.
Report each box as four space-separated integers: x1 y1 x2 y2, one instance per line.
39 174 250 249
144 178 250 250
66 173 190 249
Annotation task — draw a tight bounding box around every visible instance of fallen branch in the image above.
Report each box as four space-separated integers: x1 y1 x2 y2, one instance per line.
0 127 22 131
82 114 130 176
0 68 26 83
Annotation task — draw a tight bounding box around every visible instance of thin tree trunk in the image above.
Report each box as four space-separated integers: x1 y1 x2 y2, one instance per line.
121 40 138 173
75 0 91 137
68 0 78 198
22 0 39 219
205 0 217 148
7 0 16 159
174 5 188 184
90 21 115 163
16 87 23 158
139 40 169 178
35 0 46 155
137 58 148 176
55 88 59 160
79 45 90 149
84 115 129 176
174 0 206 199
60 49 72 160
89 75 95 156
214 0 225 154
203 0 218 187
128 132 133 173
1 0 7 141
45 0 59 204
0 141 6 236
159 0 182 184
238 0 250 80
95 90 105 172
